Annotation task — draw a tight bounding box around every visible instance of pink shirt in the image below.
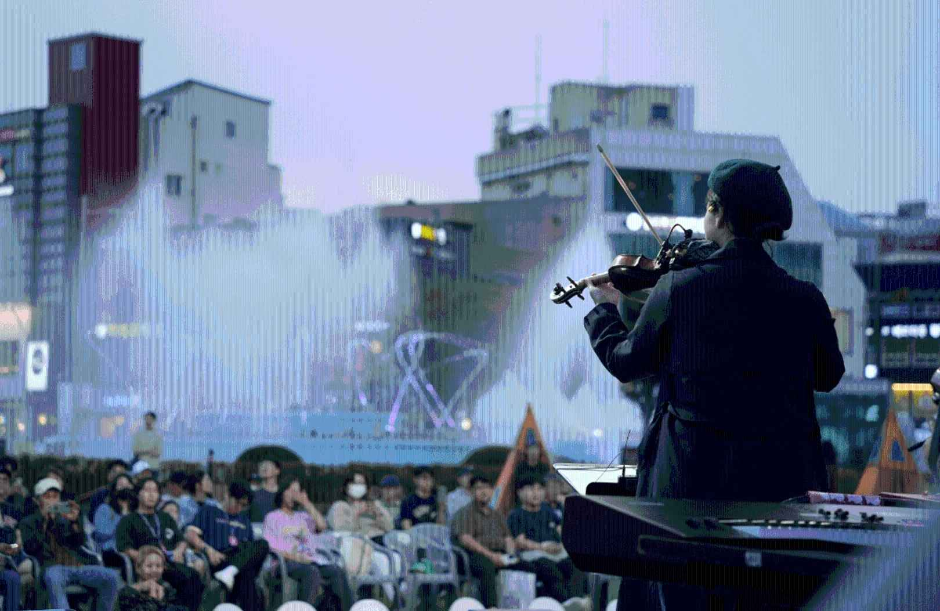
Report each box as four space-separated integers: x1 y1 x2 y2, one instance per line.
262 509 321 557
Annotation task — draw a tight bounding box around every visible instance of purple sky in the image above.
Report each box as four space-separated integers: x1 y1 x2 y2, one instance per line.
2 0 937 214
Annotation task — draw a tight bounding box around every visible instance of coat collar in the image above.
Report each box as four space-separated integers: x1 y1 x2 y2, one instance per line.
705 238 773 263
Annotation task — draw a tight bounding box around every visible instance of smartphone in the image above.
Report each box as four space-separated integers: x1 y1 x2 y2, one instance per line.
50 502 71 515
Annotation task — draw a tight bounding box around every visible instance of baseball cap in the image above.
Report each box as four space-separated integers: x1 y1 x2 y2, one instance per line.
380 475 401 488
34 477 62 496
131 460 152 476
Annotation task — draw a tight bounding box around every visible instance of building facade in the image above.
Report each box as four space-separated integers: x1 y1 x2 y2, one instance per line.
476 80 867 380
476 81 876 473
140 79 282 228
0 33 140 448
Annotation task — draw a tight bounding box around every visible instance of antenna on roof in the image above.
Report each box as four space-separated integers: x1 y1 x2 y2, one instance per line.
535 35 542 111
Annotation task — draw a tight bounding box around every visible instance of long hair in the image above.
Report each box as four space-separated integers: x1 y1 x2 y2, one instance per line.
107 474 136 514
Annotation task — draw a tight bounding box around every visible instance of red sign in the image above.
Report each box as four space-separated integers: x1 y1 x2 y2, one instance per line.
880 234 940 254
0 128 29 143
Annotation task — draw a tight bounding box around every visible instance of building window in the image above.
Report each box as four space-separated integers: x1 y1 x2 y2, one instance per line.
650 104 669 120
166 174 182 197
14 145 34 173
831 308 854 355
70 42 86 71
225 121 236 138
200 161 208 173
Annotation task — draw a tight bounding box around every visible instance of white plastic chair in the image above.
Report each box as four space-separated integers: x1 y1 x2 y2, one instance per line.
448 596 484 611
529 596 565 611
351 599 390 611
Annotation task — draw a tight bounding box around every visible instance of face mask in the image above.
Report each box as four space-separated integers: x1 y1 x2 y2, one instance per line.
348 484 367 499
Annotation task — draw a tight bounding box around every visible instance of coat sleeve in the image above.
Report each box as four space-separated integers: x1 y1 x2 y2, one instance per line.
583 274 672 383
810 287 845 392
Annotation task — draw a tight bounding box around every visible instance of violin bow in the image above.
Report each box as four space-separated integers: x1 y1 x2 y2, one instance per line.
596 144 664 247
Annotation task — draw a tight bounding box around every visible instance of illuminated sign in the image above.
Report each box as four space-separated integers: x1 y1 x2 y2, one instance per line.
0 155 10 197
625 212 705 235
93 322 152 339
25 341 49 392
0 128 30 143
880 323 940 339
354 320 390 333
0 303 32 341
410 222 447 245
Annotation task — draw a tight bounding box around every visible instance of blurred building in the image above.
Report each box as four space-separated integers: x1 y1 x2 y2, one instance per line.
476 80 867 379
0 33 141 445
139 79 283 228
477 80 881 476
852 201 940 407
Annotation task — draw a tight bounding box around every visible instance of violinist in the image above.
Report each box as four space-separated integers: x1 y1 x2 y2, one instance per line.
583 159 845 611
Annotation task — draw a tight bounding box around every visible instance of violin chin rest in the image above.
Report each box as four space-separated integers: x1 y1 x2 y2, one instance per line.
607 265 661 293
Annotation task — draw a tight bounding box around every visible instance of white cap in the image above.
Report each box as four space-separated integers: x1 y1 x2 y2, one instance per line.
131 460 152 476
34 477 61 496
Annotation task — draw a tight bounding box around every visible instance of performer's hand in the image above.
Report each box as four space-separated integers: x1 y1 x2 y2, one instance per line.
588 281 620 306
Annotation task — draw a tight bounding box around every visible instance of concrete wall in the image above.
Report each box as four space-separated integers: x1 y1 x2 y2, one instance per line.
141 83 281 226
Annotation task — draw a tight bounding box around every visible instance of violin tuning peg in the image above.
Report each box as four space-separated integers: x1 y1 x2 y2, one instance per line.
577 293 584 300
565 301 573 308
566 276 577 285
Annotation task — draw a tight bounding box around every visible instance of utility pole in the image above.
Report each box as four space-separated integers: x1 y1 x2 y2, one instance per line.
190 116 198 226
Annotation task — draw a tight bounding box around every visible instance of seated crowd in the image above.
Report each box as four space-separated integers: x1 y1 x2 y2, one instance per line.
0 455 580 611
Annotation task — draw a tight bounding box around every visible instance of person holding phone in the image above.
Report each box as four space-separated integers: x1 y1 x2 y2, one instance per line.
19 478 119 611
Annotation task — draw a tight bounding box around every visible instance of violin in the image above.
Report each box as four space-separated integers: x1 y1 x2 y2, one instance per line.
550 145 719 308
550 229 718 307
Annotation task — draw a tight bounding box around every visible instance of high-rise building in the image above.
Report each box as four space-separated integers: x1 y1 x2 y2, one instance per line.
48 33 141 227
0 33 141 446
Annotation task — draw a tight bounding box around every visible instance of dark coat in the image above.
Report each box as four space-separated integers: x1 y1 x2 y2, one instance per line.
584 238 845 502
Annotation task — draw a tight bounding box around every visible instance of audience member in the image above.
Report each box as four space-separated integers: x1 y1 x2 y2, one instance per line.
446 467 473 525
0 506 21 611
399 466 445 529
0 458 24 503
543 474 567 528
514 442 550 484
0 469 25 524
264 479 353 611
159 501 181 529
186 471 221 511
451 475 556 608
508 476 585 599
92 474 137 568
327 473 393 543
133 412 163 473
184 480 270 610
117 544 186 611
130 461 155 484
376 475 403 528
88 460 129 519
0 500 28 607
249 459 281 523
161 472 198 527
115 478 204 611
20 478 120 611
